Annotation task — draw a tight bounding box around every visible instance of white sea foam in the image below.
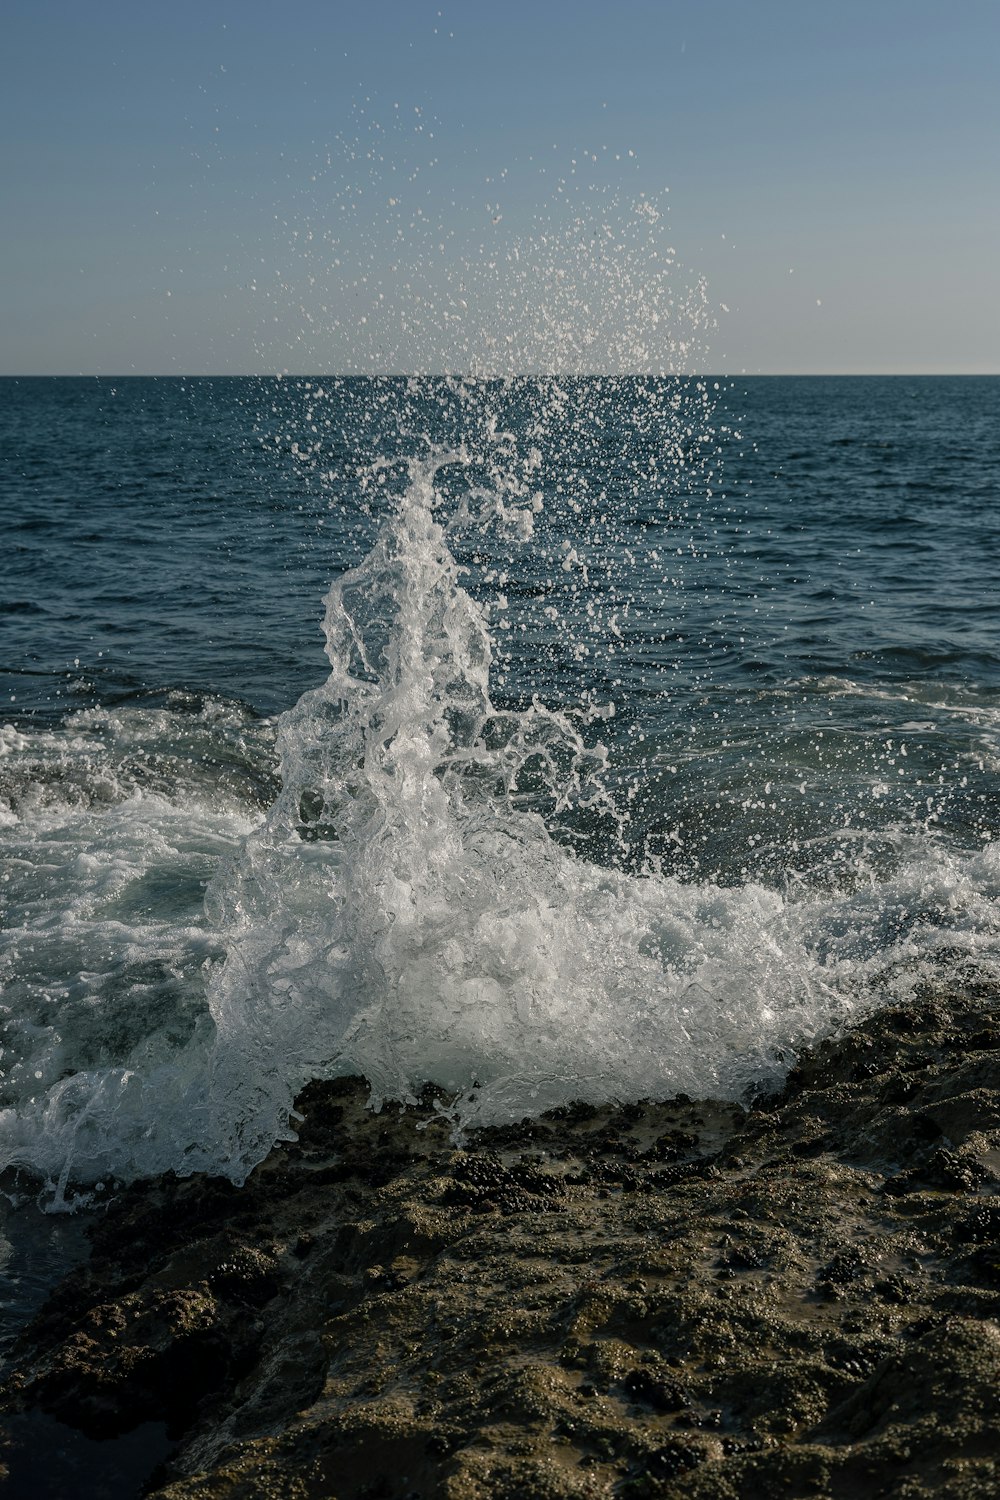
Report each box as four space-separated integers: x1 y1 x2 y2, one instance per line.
0 703 264 1203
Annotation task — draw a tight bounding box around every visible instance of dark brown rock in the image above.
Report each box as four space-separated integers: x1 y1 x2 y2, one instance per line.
3 986 1000 1498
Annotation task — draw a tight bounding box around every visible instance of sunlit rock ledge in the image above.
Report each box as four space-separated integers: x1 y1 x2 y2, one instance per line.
4 984 1000 1500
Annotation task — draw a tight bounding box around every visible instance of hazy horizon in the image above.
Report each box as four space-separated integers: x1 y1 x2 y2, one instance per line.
3 0 998 377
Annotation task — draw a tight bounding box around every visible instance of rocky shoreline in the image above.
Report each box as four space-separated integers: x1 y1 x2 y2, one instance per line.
3 985 1000 1499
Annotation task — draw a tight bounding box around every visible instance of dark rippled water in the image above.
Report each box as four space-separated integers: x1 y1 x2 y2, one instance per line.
3 375 998 877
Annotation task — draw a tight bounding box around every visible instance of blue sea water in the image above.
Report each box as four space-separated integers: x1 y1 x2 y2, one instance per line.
1 374 999 1210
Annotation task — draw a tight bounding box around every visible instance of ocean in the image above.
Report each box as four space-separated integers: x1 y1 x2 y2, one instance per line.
1 373 999 1233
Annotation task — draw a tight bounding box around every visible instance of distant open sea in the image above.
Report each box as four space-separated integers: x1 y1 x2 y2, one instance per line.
1 373 999 1223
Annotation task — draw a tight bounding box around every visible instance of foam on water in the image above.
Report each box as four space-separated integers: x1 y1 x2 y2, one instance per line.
0 702 266 1203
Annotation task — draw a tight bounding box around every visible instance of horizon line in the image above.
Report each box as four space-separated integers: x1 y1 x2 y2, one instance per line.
2 370 998 381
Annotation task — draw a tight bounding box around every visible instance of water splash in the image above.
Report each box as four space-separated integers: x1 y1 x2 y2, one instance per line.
194 436 1000 1178
203 451 798 1154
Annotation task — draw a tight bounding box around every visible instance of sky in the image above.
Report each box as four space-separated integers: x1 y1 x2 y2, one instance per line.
1 0 997 375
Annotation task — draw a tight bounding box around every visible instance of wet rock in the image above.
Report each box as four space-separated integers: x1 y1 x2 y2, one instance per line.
2 986 1000 1498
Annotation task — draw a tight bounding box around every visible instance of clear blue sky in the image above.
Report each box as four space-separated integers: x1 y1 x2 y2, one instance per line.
2 0 997 374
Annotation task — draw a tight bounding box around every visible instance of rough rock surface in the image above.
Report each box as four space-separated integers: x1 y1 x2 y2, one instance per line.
4 985 1000 1498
